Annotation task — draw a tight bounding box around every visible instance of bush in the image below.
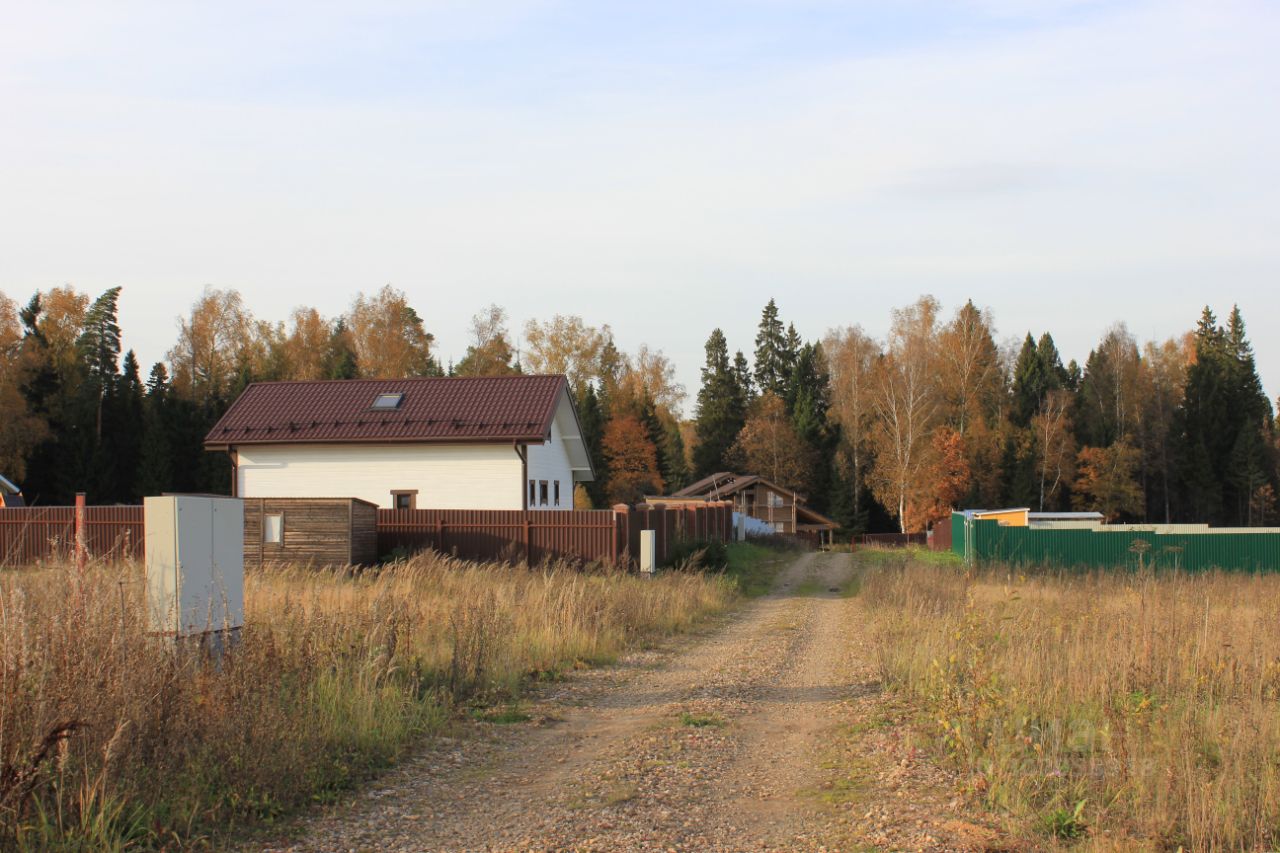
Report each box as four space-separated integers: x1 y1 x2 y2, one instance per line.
665 538 728 570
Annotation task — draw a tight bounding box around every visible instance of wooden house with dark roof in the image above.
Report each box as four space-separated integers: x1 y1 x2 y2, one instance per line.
205 375 593 511
666 471 839 544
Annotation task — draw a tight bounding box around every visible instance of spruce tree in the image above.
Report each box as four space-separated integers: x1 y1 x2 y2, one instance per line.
1035 333 1069 391
788 341 835 511
577 382 609 507
136 363 174 498
733 350 755 403
1009 334 1043 427
321 318 359 379
104 351 145 501
753 299 788 396
16 295 67 502
1177 313 1224 522
694 329 747 477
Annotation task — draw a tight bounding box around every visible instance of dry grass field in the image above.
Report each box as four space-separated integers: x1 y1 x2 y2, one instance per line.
0 553 736 850
860 550 1280 850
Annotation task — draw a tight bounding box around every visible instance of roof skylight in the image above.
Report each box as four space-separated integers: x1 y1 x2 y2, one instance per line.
372 392 404 410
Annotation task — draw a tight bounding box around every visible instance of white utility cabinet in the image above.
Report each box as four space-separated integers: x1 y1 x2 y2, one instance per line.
639 529 657 575
145 495 245 636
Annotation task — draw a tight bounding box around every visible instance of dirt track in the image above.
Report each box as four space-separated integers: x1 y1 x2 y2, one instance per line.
259 552 1004 852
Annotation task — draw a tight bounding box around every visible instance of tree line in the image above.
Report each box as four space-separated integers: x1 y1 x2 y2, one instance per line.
689 297 1278 531
0 285 690 508
1 285 1276 530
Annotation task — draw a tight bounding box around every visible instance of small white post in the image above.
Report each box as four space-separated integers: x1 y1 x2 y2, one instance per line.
639 529 657 577
736 512 746 542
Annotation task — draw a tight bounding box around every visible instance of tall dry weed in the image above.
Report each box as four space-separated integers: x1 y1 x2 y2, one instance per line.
0 551 733 848
862 559 1280 849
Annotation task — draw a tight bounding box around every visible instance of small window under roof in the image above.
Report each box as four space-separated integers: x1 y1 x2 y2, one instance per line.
372 392 404 410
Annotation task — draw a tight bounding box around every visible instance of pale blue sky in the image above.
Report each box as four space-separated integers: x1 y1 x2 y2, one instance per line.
2 0 1277 409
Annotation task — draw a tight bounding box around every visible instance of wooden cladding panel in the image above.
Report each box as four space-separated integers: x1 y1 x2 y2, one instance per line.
244 498 378 568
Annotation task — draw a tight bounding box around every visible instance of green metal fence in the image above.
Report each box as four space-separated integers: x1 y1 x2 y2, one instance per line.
950 512 1280 572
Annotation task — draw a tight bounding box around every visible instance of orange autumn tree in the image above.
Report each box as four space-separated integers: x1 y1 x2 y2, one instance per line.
602 415 664 504
729 393 814 493
1073 442 1144 521
909 426 970 530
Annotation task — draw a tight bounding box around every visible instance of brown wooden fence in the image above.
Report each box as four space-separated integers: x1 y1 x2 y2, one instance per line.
0 506 143 566
378 502 734 567
0 501 735 568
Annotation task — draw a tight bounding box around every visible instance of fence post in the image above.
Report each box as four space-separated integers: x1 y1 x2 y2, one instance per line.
523 515 532 565
74 492 86 572
612 504 630 568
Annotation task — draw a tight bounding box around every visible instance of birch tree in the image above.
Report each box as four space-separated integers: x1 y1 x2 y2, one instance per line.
868 296 940 533
1032 389 1075 511
824 325 880 525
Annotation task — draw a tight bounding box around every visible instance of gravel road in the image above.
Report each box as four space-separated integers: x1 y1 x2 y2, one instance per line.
256 551 1005 852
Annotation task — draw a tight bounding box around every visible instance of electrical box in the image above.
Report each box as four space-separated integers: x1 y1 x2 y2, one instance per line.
639 529 657 575
145 495 245 636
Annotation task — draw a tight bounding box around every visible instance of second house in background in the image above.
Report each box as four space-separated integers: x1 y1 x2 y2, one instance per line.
204 375 594 510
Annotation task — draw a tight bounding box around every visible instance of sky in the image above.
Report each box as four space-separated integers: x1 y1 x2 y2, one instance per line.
2 0 1278 412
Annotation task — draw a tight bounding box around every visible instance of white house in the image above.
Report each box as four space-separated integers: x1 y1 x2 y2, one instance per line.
204 375 594 510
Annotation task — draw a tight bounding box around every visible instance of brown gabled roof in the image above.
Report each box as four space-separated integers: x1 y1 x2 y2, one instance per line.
675 471 810 504
205 375 568 448
673 472 749 498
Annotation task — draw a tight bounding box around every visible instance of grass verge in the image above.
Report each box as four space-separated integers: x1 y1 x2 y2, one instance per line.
0 552 735 849
721 541 792 597
858 553 1280 849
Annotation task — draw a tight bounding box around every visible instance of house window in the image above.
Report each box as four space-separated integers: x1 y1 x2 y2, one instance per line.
263 513 283 544
392 490 417 510
768 491 784 508
539 481 549 506
372 392 404 410
554 480 561 507
772 521 784 533
529 480 536 507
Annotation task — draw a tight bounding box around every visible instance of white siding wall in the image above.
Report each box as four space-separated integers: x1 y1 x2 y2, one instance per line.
525 418 574 510
236 443 524 510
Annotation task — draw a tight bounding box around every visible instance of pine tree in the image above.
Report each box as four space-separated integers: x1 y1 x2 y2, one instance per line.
76 287 122 390
694 329 747 477
753 299 788 396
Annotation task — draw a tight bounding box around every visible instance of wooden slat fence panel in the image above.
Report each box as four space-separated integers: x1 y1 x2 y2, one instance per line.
377 502 733 568
0 506 143 566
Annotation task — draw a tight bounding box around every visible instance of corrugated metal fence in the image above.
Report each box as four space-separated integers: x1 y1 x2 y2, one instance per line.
952 513 1280 571
1 501 735 568
0 506 143 566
